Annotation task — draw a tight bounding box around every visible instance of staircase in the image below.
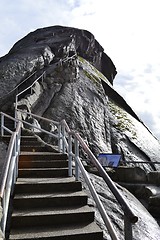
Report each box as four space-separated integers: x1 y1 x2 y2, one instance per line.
7 134 103 239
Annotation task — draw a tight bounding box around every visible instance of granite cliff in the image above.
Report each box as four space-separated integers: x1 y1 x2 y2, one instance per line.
0 26 160 239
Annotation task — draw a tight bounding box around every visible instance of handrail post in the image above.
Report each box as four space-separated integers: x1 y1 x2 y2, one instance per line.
75 138 79 181
14 95 18 128
62 123 66 154
15 132 20 179
124 214 133 240
1 113 4 136
58 124 62 152
68 133 73 177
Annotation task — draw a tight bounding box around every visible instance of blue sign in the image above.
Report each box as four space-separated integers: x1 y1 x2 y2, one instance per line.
98 153 121 167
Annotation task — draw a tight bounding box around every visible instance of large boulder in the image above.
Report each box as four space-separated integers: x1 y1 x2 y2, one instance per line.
0 25 160 173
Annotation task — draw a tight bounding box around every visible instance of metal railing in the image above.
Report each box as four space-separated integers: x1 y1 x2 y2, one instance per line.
0 113 22 234
0 71 37 102
15 109 138 240
15 71 46 120
0 108 139 239
59 119 138 240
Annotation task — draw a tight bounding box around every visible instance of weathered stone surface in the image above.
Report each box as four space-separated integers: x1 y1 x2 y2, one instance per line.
0 25 160 171
0 26 116 106
111 166 147 183
82 173 160 240
147 171 160 184
0 204 3 240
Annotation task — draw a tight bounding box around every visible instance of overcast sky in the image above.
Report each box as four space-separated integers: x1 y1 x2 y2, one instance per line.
0 0 160 139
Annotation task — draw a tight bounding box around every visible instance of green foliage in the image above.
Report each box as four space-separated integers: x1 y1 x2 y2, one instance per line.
109 101 137 138
78 56 111 85
83 69 101 87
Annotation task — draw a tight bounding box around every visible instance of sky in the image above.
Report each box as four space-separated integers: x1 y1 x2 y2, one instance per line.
0 0 160 139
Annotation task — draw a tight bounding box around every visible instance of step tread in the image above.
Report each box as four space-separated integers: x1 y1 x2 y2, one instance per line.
21 136 38 139
19 159 68 162
20 152 64 155
18 167 68 170
16 177 75 184
18 160 68 168
9 222 103 239
12 205 93 217
14 191 88 199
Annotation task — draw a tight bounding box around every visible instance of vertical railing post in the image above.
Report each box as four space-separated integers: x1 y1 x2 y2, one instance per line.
62 123 66 154
58 124 62 152
1 113 4 136
15 95 18 128
75 138 79 181
15 133 19 179
68 133 73 177
124 214 133 240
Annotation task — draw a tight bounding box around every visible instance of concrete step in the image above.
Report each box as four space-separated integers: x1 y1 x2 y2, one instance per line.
18 160 68 168
20 146 55 152
21 136 38 142
20 137 42 145
2 135 37 143
21 141 43 147
8 132 103 239
19 152 68 161
11 206 94 228
13 191 88 210
14 177 82 194
9 222 103 240
18 168 68 178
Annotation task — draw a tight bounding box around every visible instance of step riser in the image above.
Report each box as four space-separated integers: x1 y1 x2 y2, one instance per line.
11 212 94 228
19 154 67 161
21 142 43 146
13 196 88 210
18 161 68 168
15 182 82 194
18 169 68 178
20 147 54 152
21 140 38 145
9 230 103 240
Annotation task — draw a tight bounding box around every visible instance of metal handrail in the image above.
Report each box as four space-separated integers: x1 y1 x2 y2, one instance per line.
16 110 138 239
15 71 46 121
0 71 37 101
1 112 58 142
16 109 59 125
0 122 21 197
16 71 46 98
60 119 138 239
0 110 138 239
0 120 22 233
74 132 138 222
15 109 61 151
16 110 138 238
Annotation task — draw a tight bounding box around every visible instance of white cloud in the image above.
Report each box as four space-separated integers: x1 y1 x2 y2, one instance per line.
114 64 160 139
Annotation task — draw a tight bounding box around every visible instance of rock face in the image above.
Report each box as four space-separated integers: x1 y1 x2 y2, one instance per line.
0 26 116 101
1 25 160 239
83 173 160 240
0 25 159 173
